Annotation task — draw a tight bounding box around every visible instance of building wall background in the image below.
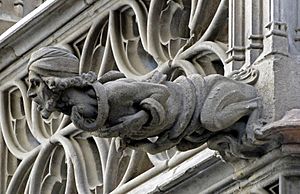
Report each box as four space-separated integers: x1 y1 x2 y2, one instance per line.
0 0 300 193
0 0 45 33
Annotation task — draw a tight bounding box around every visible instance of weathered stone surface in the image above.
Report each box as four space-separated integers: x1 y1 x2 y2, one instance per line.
257 109 300 144
0 18 17 34
27 46 260 155
2 0 300 193
0 0 45 34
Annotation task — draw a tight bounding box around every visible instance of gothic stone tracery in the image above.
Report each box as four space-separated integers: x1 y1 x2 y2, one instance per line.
2 0 300 193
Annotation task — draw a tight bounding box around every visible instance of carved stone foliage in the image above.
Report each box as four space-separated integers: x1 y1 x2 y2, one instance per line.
0 0 251 193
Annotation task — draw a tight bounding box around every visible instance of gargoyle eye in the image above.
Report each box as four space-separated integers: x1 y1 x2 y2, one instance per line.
45 79 55 88
31 79 40 87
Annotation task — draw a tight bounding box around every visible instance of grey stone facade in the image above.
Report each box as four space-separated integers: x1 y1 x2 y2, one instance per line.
0 0 44 33
1 0 300 193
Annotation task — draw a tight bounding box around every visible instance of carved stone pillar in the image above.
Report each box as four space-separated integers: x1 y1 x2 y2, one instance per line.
264 0 288 56
254 0 300 122
245 0 263 65
225 0 245 72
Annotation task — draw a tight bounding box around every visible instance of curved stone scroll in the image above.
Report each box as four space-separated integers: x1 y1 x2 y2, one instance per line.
27 47 260 156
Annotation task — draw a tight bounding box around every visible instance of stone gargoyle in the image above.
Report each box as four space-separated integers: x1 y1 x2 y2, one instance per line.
27 47 260 154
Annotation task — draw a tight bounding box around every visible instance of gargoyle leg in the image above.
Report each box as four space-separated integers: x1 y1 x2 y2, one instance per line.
215 97 260 129
201 81 259 132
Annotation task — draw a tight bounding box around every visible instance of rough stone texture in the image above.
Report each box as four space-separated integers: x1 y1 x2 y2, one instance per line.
255 56 300 121
0 0 20 33
0 0 44 34
0 19 17 34
27 46 260 155
1 0 300 193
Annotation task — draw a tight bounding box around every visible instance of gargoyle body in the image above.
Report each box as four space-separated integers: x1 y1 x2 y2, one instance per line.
27 47 259 154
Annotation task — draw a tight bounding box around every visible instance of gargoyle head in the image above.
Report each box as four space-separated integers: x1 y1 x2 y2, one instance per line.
27 47 80 118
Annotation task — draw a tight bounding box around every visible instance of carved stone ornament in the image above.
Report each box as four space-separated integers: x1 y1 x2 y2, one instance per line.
4 0 300 193
27 47 262 157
